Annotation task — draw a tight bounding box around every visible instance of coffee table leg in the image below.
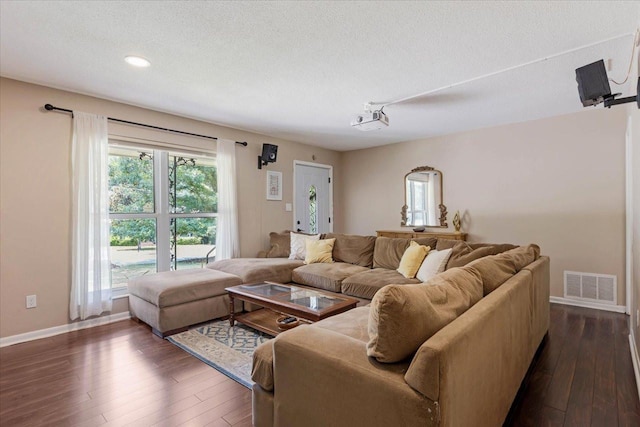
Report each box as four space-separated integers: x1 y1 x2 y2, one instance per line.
229 293 235 326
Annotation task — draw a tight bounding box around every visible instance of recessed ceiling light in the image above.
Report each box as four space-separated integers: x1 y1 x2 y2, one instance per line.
124 55 151 68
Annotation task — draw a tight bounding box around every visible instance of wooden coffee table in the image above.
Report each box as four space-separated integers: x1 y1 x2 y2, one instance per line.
226 282 359 336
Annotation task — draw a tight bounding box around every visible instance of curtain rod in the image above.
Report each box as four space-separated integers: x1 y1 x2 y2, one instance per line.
43 104 248 146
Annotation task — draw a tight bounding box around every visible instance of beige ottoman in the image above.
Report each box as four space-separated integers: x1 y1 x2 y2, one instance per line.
128 268 243 337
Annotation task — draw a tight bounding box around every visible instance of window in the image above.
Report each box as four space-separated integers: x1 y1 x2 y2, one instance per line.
309 185 317 234
108 145 217 293
406 179 428 226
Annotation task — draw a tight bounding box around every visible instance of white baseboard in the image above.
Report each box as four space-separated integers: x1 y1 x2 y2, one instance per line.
630 331 640 400
0 311 131 348
550 296 626 313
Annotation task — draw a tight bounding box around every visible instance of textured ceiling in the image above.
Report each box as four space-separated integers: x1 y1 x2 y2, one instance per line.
1 1 638 151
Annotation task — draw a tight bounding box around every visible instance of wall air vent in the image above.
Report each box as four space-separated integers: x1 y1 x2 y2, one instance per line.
564 271 617 305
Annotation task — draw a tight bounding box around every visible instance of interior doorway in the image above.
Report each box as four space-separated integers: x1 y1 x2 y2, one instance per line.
293 161 333 234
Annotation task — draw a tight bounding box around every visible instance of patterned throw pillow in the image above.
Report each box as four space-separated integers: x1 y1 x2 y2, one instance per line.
288 232 320 260
416 248 453 282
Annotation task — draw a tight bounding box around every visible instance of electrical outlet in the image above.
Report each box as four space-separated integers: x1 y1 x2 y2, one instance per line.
26 295 37 309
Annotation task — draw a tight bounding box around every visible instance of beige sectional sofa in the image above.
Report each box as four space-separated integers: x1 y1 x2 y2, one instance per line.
249 244 550 427
204 232 549 426
207 231 516 301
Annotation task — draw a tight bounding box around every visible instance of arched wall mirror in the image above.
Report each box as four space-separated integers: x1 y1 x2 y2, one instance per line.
401 166 448 228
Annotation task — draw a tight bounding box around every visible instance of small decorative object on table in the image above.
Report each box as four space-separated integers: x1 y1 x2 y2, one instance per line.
276 315 299 330
413 227 425 232
453 211 461 232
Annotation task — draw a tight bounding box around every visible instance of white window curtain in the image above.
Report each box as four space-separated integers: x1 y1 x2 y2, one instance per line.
216 139 240 260
427 176 437 226
70 112 112 320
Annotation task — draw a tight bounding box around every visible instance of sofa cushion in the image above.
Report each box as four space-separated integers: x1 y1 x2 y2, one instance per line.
206 258 304 284
128 268 242 308
440 241 519 269
397 241 431 279
324 233 377 268
416 248 453 282
373 237 438 270
264 230 291 258
468 244 540 295
367 266 483 363
292 262 369 292
412 237 439 248
341 268 421 300
447 242 516 269
252 340 275 391
311 306 371 342
373 237 409 270
435 238 465 251
305 238 336 264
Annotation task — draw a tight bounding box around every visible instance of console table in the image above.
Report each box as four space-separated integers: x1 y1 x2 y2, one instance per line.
376 230 467 241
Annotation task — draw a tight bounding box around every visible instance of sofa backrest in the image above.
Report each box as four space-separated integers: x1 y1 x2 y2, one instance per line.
404 255 549 427
403 247 544 401
372 236 437 270
367 265 483 363
262 230 327 258
466 244 540 295
436 239 518 269
323 233 377 268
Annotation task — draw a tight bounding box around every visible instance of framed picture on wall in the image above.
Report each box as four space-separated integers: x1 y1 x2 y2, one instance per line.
266 170 283 200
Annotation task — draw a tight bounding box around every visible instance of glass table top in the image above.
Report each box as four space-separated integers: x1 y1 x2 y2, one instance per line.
236 283 348 312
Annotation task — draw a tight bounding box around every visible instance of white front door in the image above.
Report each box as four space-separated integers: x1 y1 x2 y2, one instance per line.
294 162 332 234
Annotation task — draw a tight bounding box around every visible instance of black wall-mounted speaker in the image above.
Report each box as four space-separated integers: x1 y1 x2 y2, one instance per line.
258 143 278 169
576 60 612 107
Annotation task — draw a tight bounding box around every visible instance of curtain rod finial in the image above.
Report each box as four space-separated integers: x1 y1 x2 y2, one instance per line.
44 104 54 111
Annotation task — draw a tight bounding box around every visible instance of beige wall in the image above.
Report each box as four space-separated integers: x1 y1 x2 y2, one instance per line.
0 75 631 340
629 105 640 361
342 108 628 305
0 78 342 338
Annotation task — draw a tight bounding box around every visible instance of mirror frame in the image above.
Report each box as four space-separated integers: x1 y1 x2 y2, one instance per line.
401 166 448 228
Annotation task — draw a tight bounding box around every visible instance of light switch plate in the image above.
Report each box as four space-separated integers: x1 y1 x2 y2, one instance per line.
285 203 292 212
26 295 37 309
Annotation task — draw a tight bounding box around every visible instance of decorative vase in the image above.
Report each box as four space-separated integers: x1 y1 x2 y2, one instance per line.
453 211 461 233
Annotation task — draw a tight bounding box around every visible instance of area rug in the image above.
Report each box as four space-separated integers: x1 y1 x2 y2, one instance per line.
167 320 272 388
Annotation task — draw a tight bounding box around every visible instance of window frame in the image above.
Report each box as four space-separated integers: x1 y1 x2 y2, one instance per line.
108 143 217 295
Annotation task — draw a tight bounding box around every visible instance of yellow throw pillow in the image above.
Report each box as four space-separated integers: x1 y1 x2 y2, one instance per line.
304 238 336 264
397 241 430 278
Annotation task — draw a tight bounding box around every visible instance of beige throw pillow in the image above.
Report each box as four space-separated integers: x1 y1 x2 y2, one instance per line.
397 241 430 279
367 266 483 363
304 238 336 264
288 232 320 260
416 248 453 282
265 230 291 258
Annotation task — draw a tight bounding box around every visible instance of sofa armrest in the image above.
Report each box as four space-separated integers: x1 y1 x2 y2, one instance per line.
405 264 548 427
272 325 438 427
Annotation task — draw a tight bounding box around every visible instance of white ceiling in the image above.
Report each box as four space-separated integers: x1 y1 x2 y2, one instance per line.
1 1 638 151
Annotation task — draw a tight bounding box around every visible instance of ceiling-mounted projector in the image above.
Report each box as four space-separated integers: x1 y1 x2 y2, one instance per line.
351 110 389 131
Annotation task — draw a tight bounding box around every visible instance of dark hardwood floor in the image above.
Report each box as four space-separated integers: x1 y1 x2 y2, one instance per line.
0 303 638 426
507 304 640 427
